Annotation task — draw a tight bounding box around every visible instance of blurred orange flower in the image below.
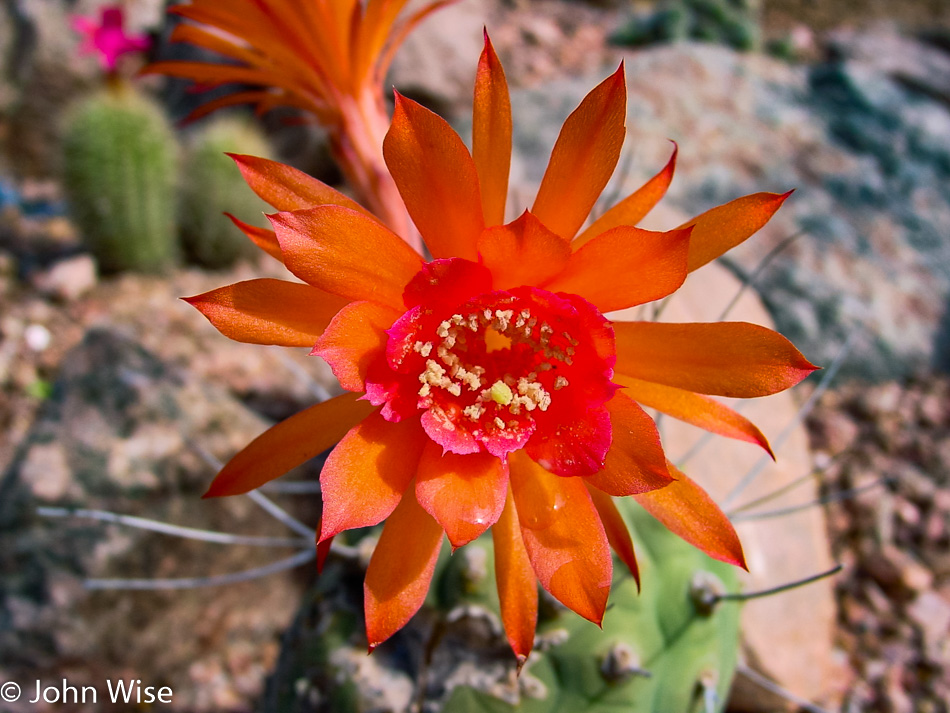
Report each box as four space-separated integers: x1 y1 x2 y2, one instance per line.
186 36 816 663
144 0 452 245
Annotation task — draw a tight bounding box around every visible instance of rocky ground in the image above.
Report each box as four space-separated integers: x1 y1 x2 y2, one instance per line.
2 1 950 712
809 378 950 713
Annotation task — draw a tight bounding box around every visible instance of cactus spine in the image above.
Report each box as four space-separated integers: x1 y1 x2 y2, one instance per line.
180 117 273 268
62 85 179 273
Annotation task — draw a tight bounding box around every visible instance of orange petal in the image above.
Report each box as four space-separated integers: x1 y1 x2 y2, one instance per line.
585 485 639 588
492 487 538 666
313 301 401 392
365 487 444 651
230 153 373 215
415 443 509 549
574 143 677 248
204 394 375 497
225 213 282 262
531 64 626 240
383 94 484 260
634 462 746 568
473 32 512 226
140 61 280 90
683 191 792 272
316 531 333 574
319 412 426 541
168 23 262 66
183 278 347 347
585 392 673 496
613 321 819 398
476 211 571 290
617 374 774 457
509 452 612 624
270 205 423 307
543 226 690 313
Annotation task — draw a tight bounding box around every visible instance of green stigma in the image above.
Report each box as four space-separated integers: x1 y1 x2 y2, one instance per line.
489 380 513 406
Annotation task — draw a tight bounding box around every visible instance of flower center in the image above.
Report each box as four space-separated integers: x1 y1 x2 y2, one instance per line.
413 303 571 420
372 274 616 461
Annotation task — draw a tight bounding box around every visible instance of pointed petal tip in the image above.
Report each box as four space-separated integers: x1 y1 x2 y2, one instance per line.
225 152 256 168
201 484 223 499
608 61 626 89
264 211 282 229
367 643 378 655
480 28 499 57
316 534 333 574
515 654 528 674
716 539 748 571
732 548 749 571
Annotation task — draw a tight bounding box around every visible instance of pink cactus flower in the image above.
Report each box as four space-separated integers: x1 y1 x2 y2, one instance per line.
72 6 151 72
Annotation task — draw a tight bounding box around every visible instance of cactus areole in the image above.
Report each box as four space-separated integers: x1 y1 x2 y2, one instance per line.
185 33 817 664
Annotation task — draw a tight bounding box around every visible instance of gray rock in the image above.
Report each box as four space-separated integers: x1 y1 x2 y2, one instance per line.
0 328 310 711
828 25 950 108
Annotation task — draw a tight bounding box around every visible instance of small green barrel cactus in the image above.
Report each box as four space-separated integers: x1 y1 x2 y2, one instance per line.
62 86 179 273
611 0 761 52
180 116 272 268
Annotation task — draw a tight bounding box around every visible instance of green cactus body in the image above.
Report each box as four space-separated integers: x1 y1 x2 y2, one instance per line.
62 86 179 273
180 117 272 268
446 502 741 713
611 0 761 52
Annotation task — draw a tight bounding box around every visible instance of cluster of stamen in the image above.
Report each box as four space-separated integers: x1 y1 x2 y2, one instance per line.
410 304 576 434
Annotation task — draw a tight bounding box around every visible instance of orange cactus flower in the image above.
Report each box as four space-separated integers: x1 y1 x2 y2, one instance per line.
186 36 817 664
143 0 452 248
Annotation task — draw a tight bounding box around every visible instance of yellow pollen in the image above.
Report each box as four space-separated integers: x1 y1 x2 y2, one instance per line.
554 375 569 390
413 341 433 357
489 381 513 406
493 417 506 429
463 404 484 421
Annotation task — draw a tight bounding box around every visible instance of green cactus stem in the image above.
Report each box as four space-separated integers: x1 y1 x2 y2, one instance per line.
180 116 272 268
446 502 742 713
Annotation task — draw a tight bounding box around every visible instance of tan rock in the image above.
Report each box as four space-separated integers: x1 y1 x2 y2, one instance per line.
611 203 839 710
19 441 74 501
31 255 97 302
